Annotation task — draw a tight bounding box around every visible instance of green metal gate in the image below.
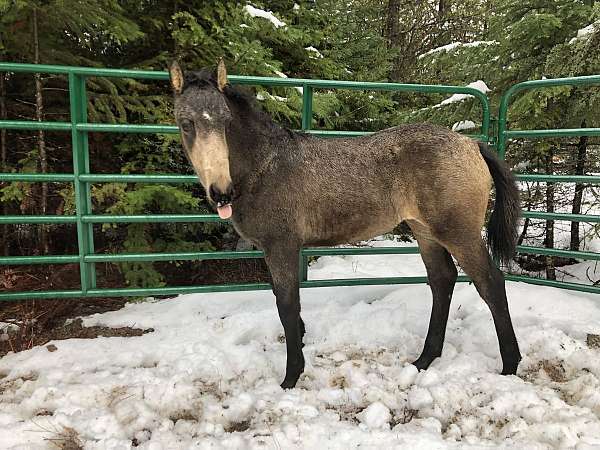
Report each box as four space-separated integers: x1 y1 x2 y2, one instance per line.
0 62 598 300
497 75 600 294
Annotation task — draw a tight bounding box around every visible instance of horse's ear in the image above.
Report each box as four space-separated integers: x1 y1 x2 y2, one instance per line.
169 61 184 95
216 58 228 92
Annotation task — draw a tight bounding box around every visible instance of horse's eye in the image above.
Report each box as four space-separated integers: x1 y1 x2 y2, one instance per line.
180 120 194 134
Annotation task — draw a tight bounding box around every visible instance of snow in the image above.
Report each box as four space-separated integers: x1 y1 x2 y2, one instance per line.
305 46 324 59
356 401 391 429
256 92 287 102
1 238 600 448
418 41 498 59
569 22 597 44
243 5 286 29
452 120 476 132
433 80 490 108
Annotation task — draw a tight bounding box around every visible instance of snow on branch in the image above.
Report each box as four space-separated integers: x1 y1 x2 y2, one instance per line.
418 41 498 59
244 5 286 28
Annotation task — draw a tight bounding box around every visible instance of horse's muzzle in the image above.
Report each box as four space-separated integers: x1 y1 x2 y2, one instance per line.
209 183 233 207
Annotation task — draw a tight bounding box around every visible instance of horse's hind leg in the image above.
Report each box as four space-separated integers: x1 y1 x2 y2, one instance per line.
411 229 458 370
447 237 521 375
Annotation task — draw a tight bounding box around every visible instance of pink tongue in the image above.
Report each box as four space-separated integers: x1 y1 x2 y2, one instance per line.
217 204 232 219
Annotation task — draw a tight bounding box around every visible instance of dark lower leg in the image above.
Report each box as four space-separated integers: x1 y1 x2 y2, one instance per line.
299 316 306 348
265 244 305 389
276 295 305 388
413 238 457 370
485 267 521 374
456 244 521 374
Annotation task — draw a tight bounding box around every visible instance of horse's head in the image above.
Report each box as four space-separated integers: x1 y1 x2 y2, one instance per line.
169 59 233 219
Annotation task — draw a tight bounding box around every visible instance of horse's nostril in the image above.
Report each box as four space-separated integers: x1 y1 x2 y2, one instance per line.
209 184 233 204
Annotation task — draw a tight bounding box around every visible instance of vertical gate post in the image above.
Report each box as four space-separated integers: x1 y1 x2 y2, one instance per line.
68 72 96 292
299 251 308 284
299 84 313 284
301 84 313 131
497 93 510 160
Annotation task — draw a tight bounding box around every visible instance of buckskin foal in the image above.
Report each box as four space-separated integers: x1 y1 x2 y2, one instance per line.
169 60 521 389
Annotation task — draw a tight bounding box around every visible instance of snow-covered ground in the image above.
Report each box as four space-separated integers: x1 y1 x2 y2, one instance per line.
1 239 600 449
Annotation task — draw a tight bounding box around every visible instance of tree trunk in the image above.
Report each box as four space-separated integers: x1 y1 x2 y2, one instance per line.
0 73 7 256
385 0 402 81
517 184 534 246
435 0 451 47
544 150 556 280
570 120 588 251
33 7 49 254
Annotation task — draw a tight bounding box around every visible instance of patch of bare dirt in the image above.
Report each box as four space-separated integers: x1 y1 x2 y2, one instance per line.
44 426 83 450
225 419 251 433
521 359 568 383
0 317 152 357
588 334 600 349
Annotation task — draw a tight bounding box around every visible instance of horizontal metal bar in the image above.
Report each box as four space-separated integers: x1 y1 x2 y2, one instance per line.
231 75 490 98
516 246 600 261
0 255 80 265
521 211 600 223
0 173 75 182
505 74 600 94
79 174 198 183
303 276 467 288
0 285 260 301
86 283 274 297
84 250 264 263
84 247 420 262
0 62 169 80
304 130 372 137
2 273 599 301
516 174 600 183
0 120 71 131
2 246 594 268
80 214 224 223
10 172 598 186
303 247 420 256
0 275 468 301
506 128 600 139
7 173 598 186
0 63 489 97
76 123 178 134
505 274 600 295
303 130 487 140
0 290 86 301
0 215 78 224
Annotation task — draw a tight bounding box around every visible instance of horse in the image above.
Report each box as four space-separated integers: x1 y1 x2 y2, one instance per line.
168 60 521 389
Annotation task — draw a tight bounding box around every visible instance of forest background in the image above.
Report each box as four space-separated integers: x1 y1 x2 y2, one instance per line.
1 0 599 292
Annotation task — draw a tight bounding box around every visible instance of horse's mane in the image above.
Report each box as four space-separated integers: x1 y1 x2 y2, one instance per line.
184 68 307 140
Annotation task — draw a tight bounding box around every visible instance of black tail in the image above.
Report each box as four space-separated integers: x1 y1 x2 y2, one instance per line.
478 142 520 264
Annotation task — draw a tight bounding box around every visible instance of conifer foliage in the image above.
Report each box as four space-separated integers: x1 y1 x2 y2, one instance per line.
1 0 599 287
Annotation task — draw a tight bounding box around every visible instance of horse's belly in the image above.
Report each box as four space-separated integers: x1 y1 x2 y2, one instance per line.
304 210 400 246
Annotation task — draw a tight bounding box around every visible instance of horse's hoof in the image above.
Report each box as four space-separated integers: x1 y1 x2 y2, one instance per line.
500 363 519 375
411 355 436 371
280 368 303 389
280 378 298 389
500 354 521 375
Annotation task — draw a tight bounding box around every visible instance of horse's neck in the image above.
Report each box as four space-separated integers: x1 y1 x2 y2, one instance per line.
227 109 284 185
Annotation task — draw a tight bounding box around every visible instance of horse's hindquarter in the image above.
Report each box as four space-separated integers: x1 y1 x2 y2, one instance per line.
295 125 492 244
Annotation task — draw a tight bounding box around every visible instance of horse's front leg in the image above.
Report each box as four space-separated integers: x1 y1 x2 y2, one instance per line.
264 242 304 389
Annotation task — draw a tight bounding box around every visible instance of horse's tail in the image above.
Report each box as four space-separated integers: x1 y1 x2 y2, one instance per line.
478 142 520 264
